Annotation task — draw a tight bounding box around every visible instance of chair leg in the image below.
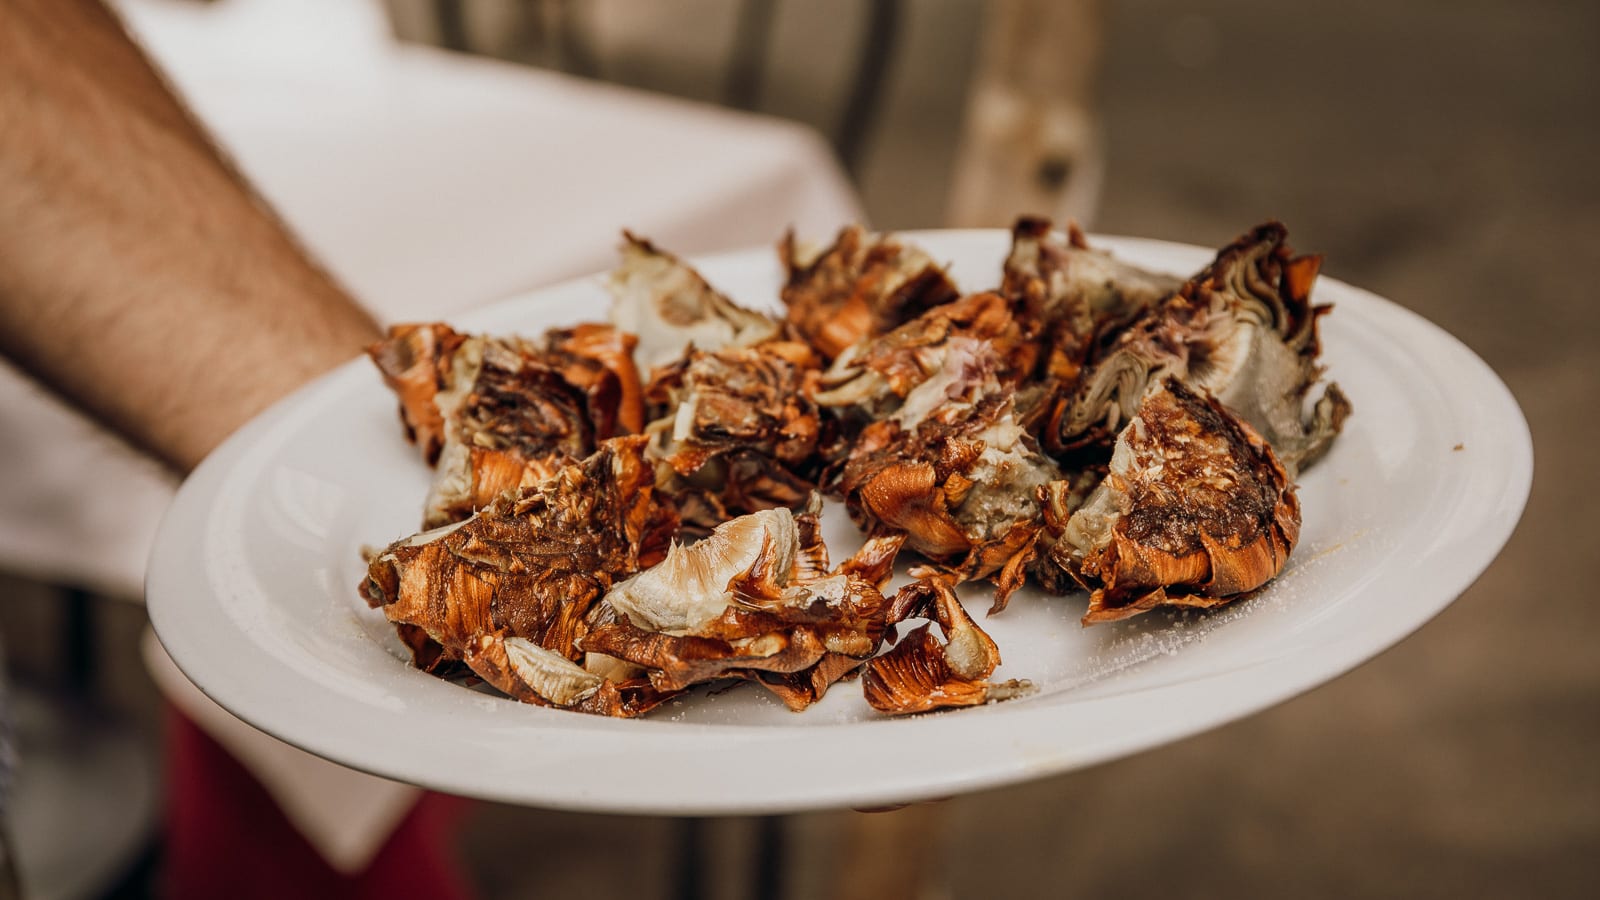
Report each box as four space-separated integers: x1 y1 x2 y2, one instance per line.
752 815 786 900
0 823 21 900
832 805 949 900
835 0 903 177
946 0 1106 228
673 816 707 900
61 585 97 696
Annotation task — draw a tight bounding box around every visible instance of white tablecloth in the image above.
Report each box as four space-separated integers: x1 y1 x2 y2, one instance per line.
2 0 862 872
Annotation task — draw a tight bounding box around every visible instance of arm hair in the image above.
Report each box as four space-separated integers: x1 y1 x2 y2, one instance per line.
0 0 382 473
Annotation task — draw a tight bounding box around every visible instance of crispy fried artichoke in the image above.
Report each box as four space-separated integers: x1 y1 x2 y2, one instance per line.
1043 222 1350 474
1001 216 1180 421
823 297 1060 610
813 292 1035 425
862 578 1032 715
366 322 465 464
643 341 825 529
361 436 680 715
780 225 960 361
1036 378 1301 624
1001 217 1181 338
542 323 647 436
578 501 904 710
833 391 1060 613
608 231 781 370
369 323 645 527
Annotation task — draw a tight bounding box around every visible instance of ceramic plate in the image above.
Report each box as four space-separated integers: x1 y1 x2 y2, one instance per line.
147 231 1532 814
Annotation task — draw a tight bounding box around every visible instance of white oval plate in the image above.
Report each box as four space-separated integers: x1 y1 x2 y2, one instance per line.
147 231 1531 815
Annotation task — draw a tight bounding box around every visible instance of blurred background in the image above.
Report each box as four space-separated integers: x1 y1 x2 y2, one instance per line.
1 0 1594 897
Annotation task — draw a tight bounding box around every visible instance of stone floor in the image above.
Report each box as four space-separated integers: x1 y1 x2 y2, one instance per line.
3 0 1595 897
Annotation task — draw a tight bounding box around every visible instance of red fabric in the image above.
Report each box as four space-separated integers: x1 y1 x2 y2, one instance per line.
163 705 475 900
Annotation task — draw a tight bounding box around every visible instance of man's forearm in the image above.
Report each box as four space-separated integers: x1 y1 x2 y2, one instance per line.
0 0 381 472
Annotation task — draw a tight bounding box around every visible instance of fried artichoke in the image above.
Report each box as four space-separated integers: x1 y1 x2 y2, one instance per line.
578 501 904 710
1043 222 1350 473
1000 216 1180 420
862 577 1032 715
366 322 464 464
833 392 1060 613
1000 217 1180 337
813 291 1035 425
369 323 645 527
361 436 680 715
780 225 960 361
824 295 1060 610
608 231 780 370
1036 378 1301 624
643 341 825 529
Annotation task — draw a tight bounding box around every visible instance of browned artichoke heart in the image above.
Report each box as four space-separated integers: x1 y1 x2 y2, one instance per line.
863 577 1033 715
1000 216 1180 422
643 341 825 530
780 224 960 361
1036 378 1301 624
369 323 645 528
824 296 1060 612
814 291 1035 423
1002 217 1181 333
1045 222 1351 475
361 436 682 716
578 500 905 711
608 231 781 370
834 397 1059 613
